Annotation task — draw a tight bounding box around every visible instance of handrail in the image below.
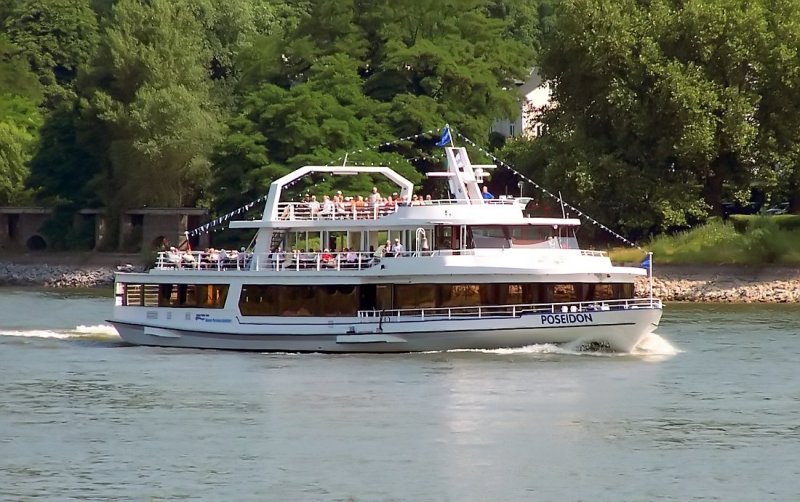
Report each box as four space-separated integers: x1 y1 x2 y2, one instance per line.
274 197 517 221
152 247 610 272
155 250 385 271
277 201 399 221
357 297 662 320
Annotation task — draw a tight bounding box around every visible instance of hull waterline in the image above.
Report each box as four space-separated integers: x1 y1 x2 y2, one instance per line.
109 308 661 353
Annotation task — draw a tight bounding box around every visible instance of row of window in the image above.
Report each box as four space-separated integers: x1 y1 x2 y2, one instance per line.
237 283 633 317
122 283 229 308
120 282 634 316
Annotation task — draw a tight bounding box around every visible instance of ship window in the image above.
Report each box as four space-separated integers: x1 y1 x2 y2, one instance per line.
280 285 315 316
613 283 633 299
394 284 436 310
591 284 614 301
143 285 159 307
439 284 481 308
375 285 392 310
124 284 144 306
468 226 509 249
239 285 358 317
508 225 553 247
317 285 359 316
239 285 279 315
155 284 228 308
551 284 577 302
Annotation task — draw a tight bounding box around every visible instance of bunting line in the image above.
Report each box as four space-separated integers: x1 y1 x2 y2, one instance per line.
187 126 636 249
185 194 268 237
186 130 444 237
455 131 641 250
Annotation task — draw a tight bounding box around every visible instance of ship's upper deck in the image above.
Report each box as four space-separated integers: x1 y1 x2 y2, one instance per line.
229 147 582 230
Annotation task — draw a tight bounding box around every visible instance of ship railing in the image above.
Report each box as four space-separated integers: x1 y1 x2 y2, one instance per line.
259 250 381 271
153 248 606 271
155 250 253 271
357 297 662 321
277 202 399 221
275 197 517 221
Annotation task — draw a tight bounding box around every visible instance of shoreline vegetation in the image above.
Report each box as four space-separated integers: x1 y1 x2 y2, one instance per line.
1 251 798 303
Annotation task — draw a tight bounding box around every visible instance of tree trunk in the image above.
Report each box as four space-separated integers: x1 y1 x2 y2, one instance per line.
702 167 725 217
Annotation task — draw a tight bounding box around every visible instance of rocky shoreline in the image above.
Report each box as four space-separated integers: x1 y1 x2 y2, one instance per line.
634 265 800 303
1 259 798 302
0 261 141 288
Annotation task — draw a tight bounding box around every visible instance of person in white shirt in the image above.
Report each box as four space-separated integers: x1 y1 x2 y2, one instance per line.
392 238 405 256
368 186 381 204
308 195 320 218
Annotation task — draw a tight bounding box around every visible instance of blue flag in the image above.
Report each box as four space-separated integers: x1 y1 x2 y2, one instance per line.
640 255 652 270
436 126 451 147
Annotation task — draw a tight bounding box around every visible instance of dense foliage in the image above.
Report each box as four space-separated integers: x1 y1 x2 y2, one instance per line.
2 0 800 247
503 0 800 236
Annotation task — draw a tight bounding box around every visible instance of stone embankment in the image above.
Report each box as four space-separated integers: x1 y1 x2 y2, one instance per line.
0 255 142 288
634 265 800 303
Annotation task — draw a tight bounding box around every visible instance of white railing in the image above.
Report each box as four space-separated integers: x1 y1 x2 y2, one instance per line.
277 202 398 221
153 247 611 272
274 198 517 221
357 297 661 320
156 250 395 271
156 250 253 271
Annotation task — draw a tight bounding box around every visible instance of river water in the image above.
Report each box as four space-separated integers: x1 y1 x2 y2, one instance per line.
0 288 798 501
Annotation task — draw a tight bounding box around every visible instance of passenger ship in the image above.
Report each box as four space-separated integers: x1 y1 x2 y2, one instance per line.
110 146 662 352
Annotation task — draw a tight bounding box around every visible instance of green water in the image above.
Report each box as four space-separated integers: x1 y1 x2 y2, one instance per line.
1 289 798 500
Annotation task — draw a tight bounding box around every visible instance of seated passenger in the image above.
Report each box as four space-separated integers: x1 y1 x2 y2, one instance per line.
383 239 394 258
345 248 358 265
165 247 182 268
321 248 334 267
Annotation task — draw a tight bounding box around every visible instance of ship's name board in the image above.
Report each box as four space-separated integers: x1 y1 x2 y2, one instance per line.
540 313 593 325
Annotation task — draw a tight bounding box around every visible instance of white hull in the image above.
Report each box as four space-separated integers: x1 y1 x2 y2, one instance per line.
110 307 661 353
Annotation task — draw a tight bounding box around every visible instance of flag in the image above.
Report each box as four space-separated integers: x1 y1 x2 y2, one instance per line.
640 255 651 270
436 125 452 147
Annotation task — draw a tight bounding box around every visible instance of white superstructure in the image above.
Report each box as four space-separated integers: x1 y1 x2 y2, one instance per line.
110 146 662 352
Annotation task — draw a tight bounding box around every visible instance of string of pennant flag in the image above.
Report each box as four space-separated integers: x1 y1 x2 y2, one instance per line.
185 195 268 238
185 125 638 249
453 130 640 249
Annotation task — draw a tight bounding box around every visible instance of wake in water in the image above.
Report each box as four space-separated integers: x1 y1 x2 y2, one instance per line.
0 324 120 341
446 333 679 359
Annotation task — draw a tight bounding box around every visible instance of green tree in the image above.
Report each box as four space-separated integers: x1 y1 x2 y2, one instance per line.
0 34 42 205
216 0 532 216
3 0 99 105
524 0 789 235
85 0 225 209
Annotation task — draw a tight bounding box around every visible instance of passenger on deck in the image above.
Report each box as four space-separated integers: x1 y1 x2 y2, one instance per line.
392 238 405 256
383 239 394 257
321 248 334 268
345 248 358 265
334 192 346 216
166 247 182 268
321 195 335 218
482 186 494 200
308 195 320 218
354 195 366 219
369 186 381 204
